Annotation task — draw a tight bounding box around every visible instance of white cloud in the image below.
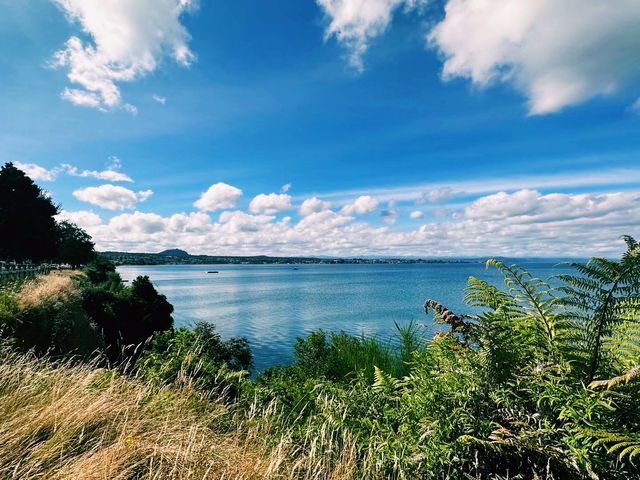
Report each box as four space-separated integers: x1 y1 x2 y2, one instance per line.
63 163 133 182
55 209 102 228
219 210 276 233
73 184 147 210
315 167 640 204
316 0 426 70
52 0 196 111
281 183 291 193
428 0 640 114
194 182 243 211
152 94 166 104
13 162 61 181
417 187 460 204
295 209 354 234
299 197 333 216
410 210 424 219
137 189 154 202
61 87 102 108
249 193 292 214
168 212 211 233
13 157 134 183
430 208 454 218
108 211 167 234
342 195 379 215
465 189 640 223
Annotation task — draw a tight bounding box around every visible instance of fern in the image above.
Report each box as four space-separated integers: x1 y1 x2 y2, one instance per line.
556 236 640 382
592 429 640 464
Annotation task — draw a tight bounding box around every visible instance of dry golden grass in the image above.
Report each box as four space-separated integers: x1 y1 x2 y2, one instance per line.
0 349 358 480
16 271 82 310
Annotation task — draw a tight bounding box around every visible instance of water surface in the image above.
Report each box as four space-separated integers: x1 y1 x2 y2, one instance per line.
117 262 568 371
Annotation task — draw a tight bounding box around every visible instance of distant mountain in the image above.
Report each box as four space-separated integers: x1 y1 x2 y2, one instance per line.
158 249 190 257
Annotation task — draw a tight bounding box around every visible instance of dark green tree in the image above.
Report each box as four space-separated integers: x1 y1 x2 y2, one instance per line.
55 221 95 268
82 274 174 362
0 163 59 261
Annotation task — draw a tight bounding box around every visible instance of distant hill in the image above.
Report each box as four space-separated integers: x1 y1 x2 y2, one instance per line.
158 249 189 257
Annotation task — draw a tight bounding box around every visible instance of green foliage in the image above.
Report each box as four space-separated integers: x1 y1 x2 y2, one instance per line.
55 221 95 267
136 322 252 396
556 235 640 382
0 162 59 262
290 324 422 383
81 272 174 362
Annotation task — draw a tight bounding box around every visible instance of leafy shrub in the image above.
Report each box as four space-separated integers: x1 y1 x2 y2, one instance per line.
82 274 174 362
137 322 252 397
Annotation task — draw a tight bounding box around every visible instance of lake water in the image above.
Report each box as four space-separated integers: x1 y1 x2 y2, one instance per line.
117 262 572 372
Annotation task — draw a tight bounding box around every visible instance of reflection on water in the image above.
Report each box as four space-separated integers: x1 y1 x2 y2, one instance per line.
117 262 567 371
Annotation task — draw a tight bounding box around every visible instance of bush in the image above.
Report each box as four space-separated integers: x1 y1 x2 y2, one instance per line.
137 322 252 397
82 273 174 363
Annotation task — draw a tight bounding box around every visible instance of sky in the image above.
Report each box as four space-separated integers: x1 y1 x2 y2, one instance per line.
2 0 640 258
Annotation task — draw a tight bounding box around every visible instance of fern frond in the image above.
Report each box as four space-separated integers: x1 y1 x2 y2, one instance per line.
590 366 640 390
485 259 559 350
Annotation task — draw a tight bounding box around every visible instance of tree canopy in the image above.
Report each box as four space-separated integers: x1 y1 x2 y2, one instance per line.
0 162 59 261
56 221 95 267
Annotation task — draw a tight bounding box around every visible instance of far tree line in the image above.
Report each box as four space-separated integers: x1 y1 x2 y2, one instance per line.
0 162 95 266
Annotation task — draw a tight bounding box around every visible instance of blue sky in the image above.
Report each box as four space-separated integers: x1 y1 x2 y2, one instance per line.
2 0 640 257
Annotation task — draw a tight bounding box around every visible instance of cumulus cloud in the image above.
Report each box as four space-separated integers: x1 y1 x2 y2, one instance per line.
63 161 133 182
317 0 640 113
342 195 379 215
52 0 196 111
194 183 243 211
73 184 150 210
410 210 424 219
137 189 154 202
428 0 640 114
299 197 333 216
168 212 212 233
249 193 292 214
13 162 61 181
108 211 167 234
317 0 426 70
55 209 102 228
13 158 133 183
465 189 640 223
219 210 276 232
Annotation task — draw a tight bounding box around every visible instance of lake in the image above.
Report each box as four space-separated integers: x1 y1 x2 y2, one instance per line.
117 261 572 372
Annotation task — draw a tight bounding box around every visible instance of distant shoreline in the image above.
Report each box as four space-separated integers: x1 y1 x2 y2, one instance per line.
101 250 481 266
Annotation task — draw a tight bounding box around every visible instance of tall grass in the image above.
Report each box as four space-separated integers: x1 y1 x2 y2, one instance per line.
0 347 360 479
